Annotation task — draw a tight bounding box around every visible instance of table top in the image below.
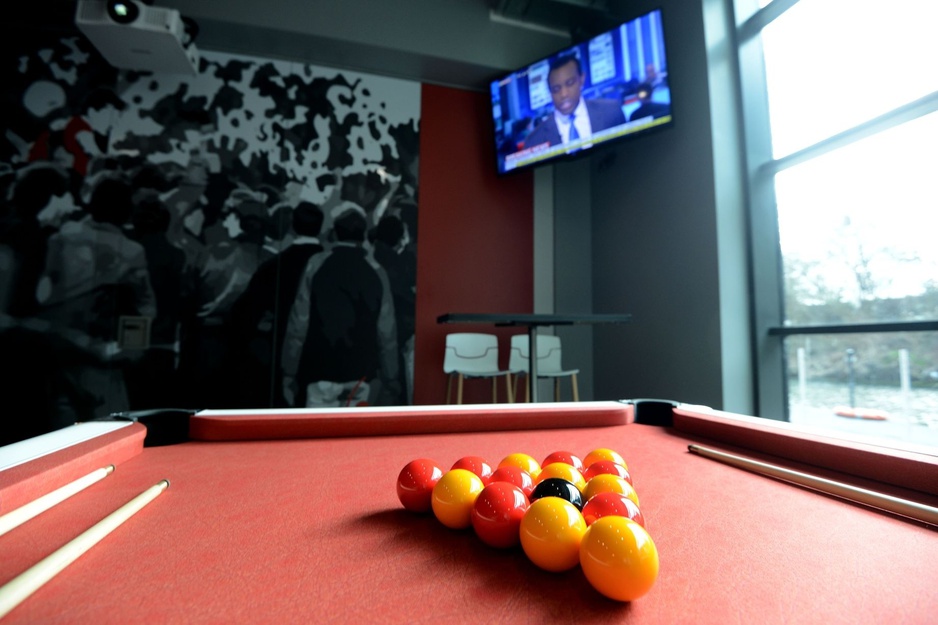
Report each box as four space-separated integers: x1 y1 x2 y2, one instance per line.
437 312 633 327
2 401 936 624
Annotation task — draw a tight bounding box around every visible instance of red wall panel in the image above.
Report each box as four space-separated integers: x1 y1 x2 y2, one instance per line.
413 85 534 404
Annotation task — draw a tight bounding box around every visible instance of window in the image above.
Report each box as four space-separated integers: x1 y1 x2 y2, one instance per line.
739 0 938 448
761 0 938 158
776 111 938 318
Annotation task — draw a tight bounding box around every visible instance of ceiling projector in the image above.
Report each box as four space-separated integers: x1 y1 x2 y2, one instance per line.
75 0 199 75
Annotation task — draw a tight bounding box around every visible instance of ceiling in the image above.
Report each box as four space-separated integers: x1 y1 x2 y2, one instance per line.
3 0 637 91
489 0 624 39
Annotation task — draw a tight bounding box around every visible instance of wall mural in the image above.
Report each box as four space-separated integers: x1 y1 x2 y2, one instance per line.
0 35 420 445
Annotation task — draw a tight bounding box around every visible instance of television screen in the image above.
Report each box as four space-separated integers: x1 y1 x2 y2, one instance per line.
490 8 672 175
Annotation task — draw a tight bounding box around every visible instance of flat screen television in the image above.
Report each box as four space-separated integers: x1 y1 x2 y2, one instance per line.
490 7 672 175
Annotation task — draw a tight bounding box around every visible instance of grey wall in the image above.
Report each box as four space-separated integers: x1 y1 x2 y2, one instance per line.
550 0 753 411
534 160 596 402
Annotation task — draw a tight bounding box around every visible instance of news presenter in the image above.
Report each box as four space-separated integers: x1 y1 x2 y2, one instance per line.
524 52 626 148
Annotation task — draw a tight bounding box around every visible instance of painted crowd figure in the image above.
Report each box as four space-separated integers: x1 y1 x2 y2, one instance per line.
282 202 400 408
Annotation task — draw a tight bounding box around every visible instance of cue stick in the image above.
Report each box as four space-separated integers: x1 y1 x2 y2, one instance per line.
687 444 938 527
0 465 116 538
0 479 170 619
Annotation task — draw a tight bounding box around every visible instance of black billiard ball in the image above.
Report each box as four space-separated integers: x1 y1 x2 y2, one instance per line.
529 477 583 510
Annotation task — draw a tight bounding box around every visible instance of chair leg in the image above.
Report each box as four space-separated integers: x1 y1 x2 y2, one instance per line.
505 375 514 404
525 377 530 403
571 374 579 402
446 375 453 404
554 378 561 402
491 377 497 403
456 374 464 404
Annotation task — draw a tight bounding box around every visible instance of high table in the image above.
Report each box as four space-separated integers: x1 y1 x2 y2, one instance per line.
437 313 632 402
1 401 936 623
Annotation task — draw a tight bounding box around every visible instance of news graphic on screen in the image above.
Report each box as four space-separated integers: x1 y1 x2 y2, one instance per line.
490 8 672 175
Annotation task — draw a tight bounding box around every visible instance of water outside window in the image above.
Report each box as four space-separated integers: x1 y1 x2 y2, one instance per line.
784 334 938 448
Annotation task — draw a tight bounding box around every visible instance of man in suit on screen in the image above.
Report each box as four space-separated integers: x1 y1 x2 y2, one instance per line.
524 52 626 149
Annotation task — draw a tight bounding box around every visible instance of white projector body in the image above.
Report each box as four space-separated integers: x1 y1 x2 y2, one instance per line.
75 1 199 75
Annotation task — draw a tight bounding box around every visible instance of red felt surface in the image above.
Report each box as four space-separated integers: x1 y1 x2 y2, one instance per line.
1 409 936 624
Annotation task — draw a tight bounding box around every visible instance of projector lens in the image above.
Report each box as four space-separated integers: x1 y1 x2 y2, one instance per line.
107 1 140 24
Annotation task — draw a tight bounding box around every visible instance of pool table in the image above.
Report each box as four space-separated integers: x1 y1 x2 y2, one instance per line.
1 400 936 624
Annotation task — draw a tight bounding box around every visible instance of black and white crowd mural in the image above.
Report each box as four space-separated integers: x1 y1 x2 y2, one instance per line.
0 34 420 444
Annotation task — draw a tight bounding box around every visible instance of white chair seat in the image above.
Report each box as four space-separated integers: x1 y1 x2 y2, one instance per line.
443 333 515 403
509 334 579 402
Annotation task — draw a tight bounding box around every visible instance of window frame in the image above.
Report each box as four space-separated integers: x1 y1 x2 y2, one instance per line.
735 0 938 420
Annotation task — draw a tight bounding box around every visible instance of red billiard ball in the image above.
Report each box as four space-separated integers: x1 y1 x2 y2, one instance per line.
397 458 444 513
541 451 584 472
451 456 494 485
488 465 535 499
582 460 633 485
470 482 529 548
581 491 645 527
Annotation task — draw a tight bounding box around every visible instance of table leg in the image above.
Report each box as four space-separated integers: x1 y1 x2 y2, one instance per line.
528 326 539 403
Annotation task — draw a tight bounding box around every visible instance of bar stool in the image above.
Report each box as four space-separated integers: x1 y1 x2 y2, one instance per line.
509 334 579 402
443 333 515 403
